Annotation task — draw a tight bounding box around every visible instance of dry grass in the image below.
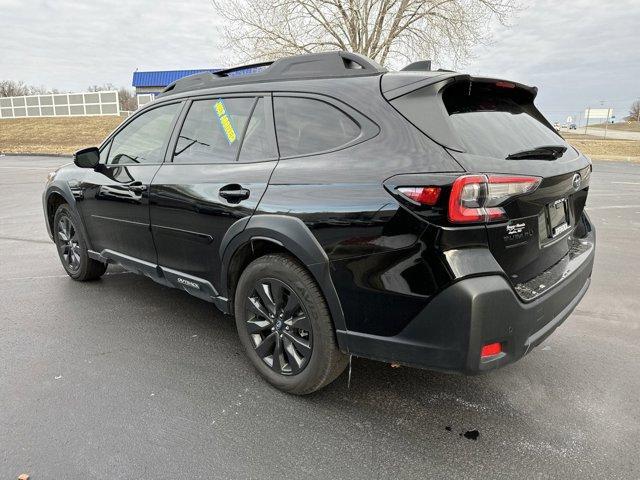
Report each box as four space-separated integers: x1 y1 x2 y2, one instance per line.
563 133 640 161
0 116 124 155
1 116 639 162
584 122 640 132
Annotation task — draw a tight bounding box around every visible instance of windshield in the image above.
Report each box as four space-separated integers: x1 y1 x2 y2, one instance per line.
442 81 569 159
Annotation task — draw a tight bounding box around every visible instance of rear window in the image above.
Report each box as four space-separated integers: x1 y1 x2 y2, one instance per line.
274 97 360 157
442 82 567 159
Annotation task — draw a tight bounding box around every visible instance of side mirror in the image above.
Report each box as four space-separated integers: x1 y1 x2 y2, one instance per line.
74 147 100 168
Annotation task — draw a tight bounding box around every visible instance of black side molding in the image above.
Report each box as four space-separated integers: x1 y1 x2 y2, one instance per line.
92 249 225 305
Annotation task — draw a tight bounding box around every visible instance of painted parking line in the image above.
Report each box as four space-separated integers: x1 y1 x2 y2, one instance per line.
587 193 639 196
587 205 640 210
0 166 56 170
0 235 51 244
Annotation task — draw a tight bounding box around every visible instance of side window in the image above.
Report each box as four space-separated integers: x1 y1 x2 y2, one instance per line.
99 140 111 163
108 103 180 165
173 97 254 164
274 96 360 157
238 98 278 162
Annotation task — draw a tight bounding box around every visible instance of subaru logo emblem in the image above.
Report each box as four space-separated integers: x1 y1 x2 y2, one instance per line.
572 173 581 190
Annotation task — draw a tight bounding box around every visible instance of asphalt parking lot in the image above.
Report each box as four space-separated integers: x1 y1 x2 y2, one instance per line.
1 156 639 479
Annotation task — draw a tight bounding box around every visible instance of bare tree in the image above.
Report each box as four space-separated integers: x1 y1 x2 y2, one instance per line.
211 0 518 67
0 80 61 97
117 88 138 112
28 85 61 95
0 80 30 97
87 83 117 93
629 100 640 123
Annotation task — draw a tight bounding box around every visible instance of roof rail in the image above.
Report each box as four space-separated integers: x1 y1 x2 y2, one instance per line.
160 51 386 97
213 61 274 77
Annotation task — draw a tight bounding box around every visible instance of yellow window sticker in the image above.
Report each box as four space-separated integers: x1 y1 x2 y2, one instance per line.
219 115 237 144
214 99 236 144
214 100 226 117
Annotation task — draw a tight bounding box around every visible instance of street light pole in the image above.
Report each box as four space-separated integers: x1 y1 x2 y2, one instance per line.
585 108 590 135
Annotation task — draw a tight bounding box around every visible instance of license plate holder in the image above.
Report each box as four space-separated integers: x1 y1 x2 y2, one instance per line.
547 198 570 237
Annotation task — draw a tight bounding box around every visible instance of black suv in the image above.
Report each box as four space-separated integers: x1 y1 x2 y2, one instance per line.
43 52 595 394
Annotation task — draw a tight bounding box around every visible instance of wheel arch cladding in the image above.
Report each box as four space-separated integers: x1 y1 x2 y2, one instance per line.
44 184 94 250
220 215 348 337
46 191 68 233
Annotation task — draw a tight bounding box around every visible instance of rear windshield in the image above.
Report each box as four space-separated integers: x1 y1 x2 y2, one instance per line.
442 81 568 159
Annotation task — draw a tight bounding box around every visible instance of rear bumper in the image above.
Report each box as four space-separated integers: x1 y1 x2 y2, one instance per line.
337 230 595 374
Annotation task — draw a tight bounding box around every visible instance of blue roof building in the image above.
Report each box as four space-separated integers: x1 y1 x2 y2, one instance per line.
132 69 221 91
131 67 264 107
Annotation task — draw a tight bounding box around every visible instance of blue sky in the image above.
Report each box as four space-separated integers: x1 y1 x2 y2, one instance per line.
1 0 638 123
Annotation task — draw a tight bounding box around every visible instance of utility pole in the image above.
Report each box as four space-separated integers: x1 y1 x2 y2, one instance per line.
604 109 610 139
585 108 590 135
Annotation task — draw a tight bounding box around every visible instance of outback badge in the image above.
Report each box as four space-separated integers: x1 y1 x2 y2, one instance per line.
177 277 200 289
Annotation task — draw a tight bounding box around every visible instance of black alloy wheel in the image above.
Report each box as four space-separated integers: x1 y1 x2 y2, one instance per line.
234 254 348 394
56 214 81 272
245 278 313 375
52 204 107 281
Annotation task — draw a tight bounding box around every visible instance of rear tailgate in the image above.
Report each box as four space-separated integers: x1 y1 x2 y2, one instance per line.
385 73 593 298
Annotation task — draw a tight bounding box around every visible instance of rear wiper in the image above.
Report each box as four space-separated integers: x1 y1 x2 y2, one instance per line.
506 145 567 160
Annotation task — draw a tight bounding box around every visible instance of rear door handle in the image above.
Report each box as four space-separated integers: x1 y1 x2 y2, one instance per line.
219 184 250 202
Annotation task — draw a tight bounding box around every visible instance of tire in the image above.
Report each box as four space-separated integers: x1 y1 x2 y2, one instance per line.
53 204 107 281
234 254 348 395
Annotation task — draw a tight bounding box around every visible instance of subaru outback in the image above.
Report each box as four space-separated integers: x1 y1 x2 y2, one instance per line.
43 51 595 394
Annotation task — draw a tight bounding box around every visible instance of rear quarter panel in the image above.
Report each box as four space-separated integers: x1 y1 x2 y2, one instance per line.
259 77 462 260
255 78 464 335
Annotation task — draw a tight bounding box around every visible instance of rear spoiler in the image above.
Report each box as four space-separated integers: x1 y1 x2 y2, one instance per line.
381 72 538 101
382 73 542 152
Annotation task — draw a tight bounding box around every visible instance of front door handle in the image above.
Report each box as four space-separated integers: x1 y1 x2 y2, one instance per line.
127 181 147 193
219 184 250 202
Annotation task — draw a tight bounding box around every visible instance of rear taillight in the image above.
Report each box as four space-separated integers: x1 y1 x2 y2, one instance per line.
495 81 516 89
448 174 541 224
397 186 441 206
481 342 502 358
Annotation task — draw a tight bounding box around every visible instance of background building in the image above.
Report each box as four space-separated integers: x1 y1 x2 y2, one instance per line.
132 67 262 107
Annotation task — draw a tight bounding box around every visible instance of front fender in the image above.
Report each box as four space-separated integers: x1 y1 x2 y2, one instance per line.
43 181 92 250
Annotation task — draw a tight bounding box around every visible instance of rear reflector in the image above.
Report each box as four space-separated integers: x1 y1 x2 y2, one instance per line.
397 186 441 206
495 81 516 89
480 342 502 358
448 174 541 224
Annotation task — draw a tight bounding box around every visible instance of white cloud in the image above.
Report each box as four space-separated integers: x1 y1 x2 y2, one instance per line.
0 0 226 90
1 0 638 121
464 0 640 121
